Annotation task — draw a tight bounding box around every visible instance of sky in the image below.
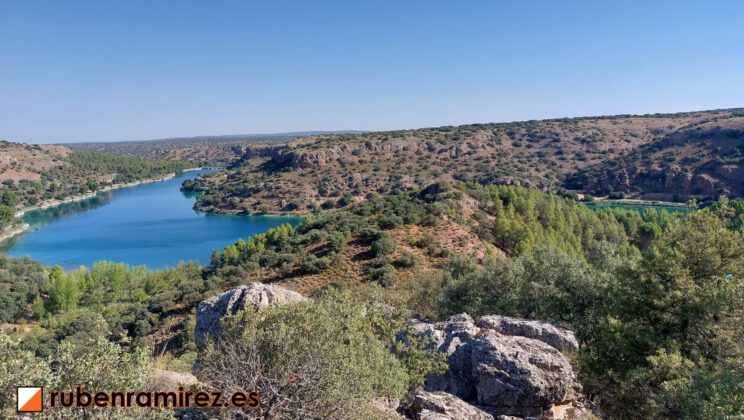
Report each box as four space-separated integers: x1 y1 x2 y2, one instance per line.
1 1 743 143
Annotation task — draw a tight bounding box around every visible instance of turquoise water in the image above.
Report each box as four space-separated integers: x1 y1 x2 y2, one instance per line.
583 202 693 213
2 170 301 269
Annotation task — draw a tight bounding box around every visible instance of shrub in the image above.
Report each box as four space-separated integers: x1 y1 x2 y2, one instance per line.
395 251 418 268
369 264 398 287
0 331 168 418
197 294 410 419
372 234 396 257
298 255 332 274
328 232 347 253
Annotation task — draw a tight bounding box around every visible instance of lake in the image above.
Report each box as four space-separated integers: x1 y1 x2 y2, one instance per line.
1 170 301 269
582 201 693 213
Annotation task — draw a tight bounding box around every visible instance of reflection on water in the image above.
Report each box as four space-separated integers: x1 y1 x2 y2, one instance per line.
0 193 113 253
4 169 302 269
21 192 114 226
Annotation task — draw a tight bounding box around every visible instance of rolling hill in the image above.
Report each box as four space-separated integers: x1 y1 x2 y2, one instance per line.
186 108 744 215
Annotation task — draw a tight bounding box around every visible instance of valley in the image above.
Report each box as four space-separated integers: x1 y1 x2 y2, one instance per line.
4 4 742 418
1 108 743 419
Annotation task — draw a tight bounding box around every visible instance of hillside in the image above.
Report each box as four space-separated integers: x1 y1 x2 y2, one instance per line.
65 131 364 165
185 108 744 214
2 183 741 419
206 183 637 296
0 140 199 211
565 113 744 200
0 141 70 183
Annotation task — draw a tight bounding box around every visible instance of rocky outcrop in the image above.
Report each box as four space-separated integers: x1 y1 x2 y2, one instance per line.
231 145 287 167
367 397 404 419
478 315 579 352
289 147 344 169
410 314 585 418
154 370 200 390
410 391 493 420
194 283 308 347
565 126 744 199
468 332 575 415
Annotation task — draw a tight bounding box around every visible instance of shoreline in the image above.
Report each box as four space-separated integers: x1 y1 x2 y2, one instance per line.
0 223 30 243
4 173 177 242
589 198 693 208
194 204 309 217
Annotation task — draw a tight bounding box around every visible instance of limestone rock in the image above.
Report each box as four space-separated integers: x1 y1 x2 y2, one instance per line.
195 283 307 347
154 369 200 390
411 391 493 420
418 314 581 418
470 331 576 416
478 315 579 352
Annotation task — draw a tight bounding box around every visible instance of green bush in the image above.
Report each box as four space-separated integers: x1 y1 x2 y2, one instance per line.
369 264 398 287
198 292 412 419
1 331 170 419
395 251 418 268
372 234 396 257
298 254 332 274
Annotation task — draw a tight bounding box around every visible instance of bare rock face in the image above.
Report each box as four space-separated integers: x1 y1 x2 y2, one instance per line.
411 391 494 420
194 283 308 347
288 147 343 169
469 331 575 415
367 397 404 419
691 173 725 196
416 314 582 418
478 315 579 352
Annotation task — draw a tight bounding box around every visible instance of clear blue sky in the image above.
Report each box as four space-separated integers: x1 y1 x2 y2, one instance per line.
1 1 743 143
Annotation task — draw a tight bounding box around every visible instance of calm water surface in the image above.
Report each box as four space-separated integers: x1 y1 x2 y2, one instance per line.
2 170 301 269
583 202 693 213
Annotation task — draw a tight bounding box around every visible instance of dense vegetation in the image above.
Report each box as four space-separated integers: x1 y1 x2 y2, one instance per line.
406 199 744 418
1 331 170 419
1 179 742 417
199 288 445 419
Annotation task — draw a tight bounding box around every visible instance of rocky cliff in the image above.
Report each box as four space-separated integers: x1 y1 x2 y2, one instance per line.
566 124 744 199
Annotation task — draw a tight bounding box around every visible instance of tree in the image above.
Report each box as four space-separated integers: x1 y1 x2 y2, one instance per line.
584 201 744 417
47 266 79 313
209 249 221 269
0 189 17 207
0 205 14 229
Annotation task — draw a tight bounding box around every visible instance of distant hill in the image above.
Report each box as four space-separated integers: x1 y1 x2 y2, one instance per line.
0 140 196 209
64 131 366 164
186 108 744 214
0 141 70 184
565 113 744 199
